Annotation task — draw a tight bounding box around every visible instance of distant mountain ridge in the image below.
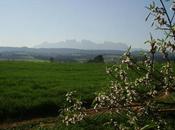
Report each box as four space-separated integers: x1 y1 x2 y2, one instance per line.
34 40 128 50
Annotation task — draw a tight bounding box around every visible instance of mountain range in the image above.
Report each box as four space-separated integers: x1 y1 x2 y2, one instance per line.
34 40 128 50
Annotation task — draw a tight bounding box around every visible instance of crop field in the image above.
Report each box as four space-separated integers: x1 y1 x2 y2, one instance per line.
1 61 175 130
0 61 108 122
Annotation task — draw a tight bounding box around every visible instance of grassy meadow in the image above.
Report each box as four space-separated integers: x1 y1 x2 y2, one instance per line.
1 61 175 130
0 61 108 122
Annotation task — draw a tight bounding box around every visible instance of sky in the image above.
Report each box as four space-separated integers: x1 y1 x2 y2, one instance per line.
0 0 162 48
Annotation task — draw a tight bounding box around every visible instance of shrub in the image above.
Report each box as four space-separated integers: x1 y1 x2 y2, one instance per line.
87 55 104 63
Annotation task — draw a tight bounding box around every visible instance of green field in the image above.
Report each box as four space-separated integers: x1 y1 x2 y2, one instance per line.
0 61 108 122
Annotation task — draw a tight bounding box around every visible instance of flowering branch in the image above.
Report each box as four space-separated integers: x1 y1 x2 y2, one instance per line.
60 0 175 129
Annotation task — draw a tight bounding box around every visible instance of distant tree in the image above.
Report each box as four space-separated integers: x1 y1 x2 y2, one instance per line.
88 55 104 63
49 57 54 62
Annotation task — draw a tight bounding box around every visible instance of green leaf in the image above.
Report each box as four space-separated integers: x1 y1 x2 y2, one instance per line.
151 22 154 27
140 124 155 130
149 33 153 40
145 13 151 21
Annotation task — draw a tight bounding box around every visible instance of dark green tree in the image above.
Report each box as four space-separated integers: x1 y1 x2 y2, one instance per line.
88 55 104 63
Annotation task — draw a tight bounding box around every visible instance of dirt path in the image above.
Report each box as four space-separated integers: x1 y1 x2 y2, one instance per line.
0 116 59 129
0 108 114 129
0 106 147 129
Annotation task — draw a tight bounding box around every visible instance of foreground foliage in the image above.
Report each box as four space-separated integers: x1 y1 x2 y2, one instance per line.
61 0 175 129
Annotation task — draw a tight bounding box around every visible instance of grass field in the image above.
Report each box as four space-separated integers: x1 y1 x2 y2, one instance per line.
0 61 108 122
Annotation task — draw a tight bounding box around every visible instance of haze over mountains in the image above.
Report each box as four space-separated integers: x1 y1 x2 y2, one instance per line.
35 40 128 50
0 40 147 62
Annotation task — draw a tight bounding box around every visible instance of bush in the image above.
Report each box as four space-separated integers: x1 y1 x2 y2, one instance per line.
87 55 104 63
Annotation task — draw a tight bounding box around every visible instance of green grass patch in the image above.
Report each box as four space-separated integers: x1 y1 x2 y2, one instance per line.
0 61 108 121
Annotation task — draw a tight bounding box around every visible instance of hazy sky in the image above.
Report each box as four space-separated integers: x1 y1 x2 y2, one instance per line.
0 0 160 48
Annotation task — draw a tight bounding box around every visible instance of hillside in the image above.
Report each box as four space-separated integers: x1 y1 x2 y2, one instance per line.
0 47 125 62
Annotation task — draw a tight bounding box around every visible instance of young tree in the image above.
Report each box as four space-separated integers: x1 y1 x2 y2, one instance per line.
61 0 175 129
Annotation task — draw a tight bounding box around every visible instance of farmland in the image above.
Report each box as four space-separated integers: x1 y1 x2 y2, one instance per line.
0 61 108 122
1 61 175 130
